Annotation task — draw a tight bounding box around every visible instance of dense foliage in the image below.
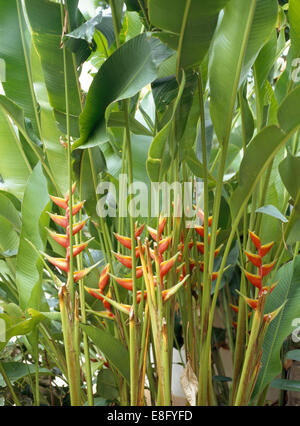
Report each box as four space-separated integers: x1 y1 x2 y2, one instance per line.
0 0 300 406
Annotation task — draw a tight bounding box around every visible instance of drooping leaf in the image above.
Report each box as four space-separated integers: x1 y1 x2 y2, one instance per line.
270 378 300 393
230 86 300 220
0 0 40 135
209 0 278 144
149 0 230 71
0 105 31 198
289 0 300 59
279 151 300 206
73 34 157 149
0 362 52 387
0 217 19 258
255 205 288 223
81 324 130 383
25 0 82 137
254 257 300 399
16 163 50 311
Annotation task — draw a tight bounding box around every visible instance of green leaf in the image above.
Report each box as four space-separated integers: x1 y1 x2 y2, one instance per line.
185 155 216 183
30 42 68 195
0 0 40 135
25 0 82 137
209 0 278 143
0 362 52 387
0 106 31 198
0 193 21 231
254 257 300 399
66 11 103 43
149 0 230 70
73 34 157 149
107 111 153 136
230 86 300 219
270 378 300 393
289 0 300 59
285 350 300 362
0 217 19 257
255 205 288 223
0 309 46 352
16 163 50 311
97 369 119 401
80 324 130 383
279 151 300 202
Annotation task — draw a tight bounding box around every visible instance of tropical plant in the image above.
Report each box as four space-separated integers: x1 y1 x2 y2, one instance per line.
0 0 300 407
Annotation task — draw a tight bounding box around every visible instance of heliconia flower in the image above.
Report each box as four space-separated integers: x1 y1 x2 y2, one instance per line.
230 304 252 317
85 287 112 312
112 252 133 269
242 296 259 311
260 241 275 257
159 236 171 254
136 266 144 279
261 281 278 295
245 251 262 268
99 264 110 291
148 216 167 241
249 231 261 250
230 304 239 314
85 287 104 300
111 276 134 291
160 254 178 279
135 222 144 239
72 219 87 235
147 226 158 242
243 231 277 295
47 229 69 248
196 242 222 257
71 201 85 216
263 303 285 323
261 260 276 278
195 225 205 238
195 208 213 227
182 259 196 276
48 213 68 228
114 233 132 250
158 216 167 238
136 290 148 303
70 241 90 258
161 274 189 302
45 255 69 273
64 183 76 202
50 195 68 210
249 230 275 258
211 272 218 281
243 269 261 289
73 266 94 283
